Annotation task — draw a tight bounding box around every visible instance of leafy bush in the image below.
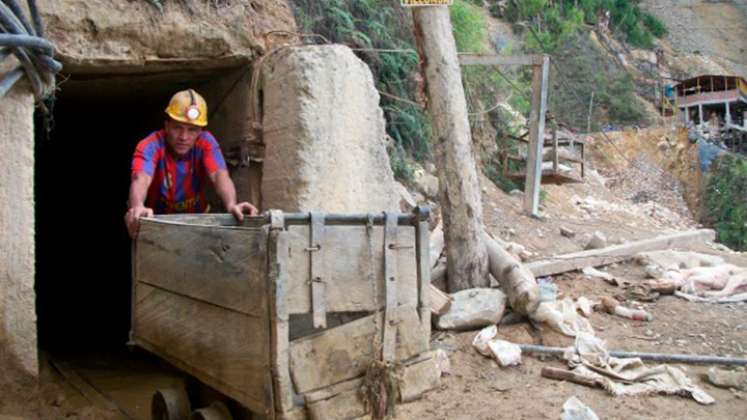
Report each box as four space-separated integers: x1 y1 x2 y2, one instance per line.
704 155 747 251
450 0 488 52
508 0 667 50
597 73 649 124
642 12 667 38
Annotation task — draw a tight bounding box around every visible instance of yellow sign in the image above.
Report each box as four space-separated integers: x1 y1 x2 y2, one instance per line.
401 0 452 6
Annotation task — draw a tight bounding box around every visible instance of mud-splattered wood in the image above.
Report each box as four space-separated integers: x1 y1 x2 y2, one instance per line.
289 305 428 394
399 356 441 402
305 354 440 419
382 212 399 362
417 218 432 328
132 283 271 414
268 229 295 414
306 383 368 420
136 220 267 316
310 212 327 329
285 225 418 314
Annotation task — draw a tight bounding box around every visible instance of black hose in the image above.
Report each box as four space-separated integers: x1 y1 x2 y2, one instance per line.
2 0 34 36
0 33 51 54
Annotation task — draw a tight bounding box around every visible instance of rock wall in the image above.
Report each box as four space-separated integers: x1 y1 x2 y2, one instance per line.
39 0 296 72
261 45 400 212
0 82 37 379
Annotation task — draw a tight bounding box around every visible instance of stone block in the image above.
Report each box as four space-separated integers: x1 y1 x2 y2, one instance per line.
262 45 399 212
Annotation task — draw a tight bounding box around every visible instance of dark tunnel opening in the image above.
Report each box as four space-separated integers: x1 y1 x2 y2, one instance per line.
35 68 240 351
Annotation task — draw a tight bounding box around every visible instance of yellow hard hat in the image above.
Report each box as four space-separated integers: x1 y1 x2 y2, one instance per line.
165 89 208 127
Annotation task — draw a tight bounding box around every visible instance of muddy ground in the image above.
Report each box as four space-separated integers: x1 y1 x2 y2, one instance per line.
400 256 747 420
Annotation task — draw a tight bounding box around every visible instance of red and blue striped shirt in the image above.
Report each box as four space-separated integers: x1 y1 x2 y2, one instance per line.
131 129 227 214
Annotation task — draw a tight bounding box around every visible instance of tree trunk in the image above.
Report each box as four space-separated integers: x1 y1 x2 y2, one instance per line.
482 231 540 316
412 6 489 292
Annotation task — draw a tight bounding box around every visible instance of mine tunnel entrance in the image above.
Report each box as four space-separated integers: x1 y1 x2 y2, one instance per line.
35 65 252 352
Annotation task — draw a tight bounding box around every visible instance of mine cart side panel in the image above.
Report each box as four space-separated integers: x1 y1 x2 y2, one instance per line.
134 221 268 316
132 219 274 415
284 225 419 314
288 305 428 394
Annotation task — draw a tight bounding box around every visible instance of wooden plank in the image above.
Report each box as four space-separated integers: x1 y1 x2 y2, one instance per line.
458 54 542 66
268 229 295 415
524 55 550 216
552 128 559 173
417 219 432 327
399 357 441 402
306 384 367 420
132 283 270 413
304 378 364 405
310 213 327 329
51 360 121 412
382 212 399 363
305 355 439 419
136 220 267 316
429 284 452 316
286 225 418 314
289 306 427 394
526 229 717 277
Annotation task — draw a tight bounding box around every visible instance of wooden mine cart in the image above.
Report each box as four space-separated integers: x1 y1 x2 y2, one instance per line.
130 209 436 420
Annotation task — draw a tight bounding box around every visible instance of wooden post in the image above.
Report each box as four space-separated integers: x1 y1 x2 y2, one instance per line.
524 55 549 217
412 6 489 291
552 128 559 173
586 91 594 133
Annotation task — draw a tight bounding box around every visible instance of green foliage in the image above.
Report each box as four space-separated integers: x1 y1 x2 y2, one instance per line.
596 73 648 124
545 31 649 129
290 0 431 176
704 155 747 251
483 159 522 193
505 0 548 21
508 0 667 50
450 0 488 52
389 142 415 181
642 12 667 38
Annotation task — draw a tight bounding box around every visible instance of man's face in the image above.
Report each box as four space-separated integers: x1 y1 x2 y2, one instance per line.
165 119 202 157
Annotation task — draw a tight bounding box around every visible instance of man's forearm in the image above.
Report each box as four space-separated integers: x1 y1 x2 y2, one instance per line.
212 170 238 210
129 174 152 208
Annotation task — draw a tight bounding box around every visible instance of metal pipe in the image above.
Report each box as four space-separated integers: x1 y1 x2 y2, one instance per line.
518 343 747 366
0 33 52 54
152 208 432 228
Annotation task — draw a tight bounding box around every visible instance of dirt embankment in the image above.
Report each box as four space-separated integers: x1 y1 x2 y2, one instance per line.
642 0 747 77
588 127 705 221
39 0 296 70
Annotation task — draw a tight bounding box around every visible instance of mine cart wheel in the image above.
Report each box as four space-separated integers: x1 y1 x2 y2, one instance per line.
152 387 192 420
190 401 234 420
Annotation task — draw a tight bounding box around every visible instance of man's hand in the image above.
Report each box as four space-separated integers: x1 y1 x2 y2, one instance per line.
229 202 258 222
125 205 154 238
